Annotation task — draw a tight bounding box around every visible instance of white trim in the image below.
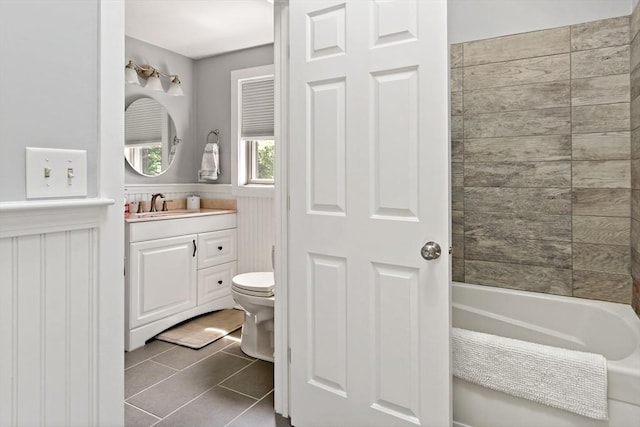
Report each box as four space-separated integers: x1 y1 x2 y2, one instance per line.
124 183 233 195
97 1 125 424
273 0 290 417
231 64 276 82
232 184 275 198
0 197 114 212
0 198 114 238
123 183 275 199
231 64 275 197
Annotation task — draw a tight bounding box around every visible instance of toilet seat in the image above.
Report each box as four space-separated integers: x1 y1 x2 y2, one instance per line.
232 272 274 297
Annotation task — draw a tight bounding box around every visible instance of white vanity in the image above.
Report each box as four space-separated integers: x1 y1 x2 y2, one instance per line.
124 209 237 351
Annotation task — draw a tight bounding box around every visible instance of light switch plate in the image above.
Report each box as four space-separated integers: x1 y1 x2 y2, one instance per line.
26 147 87 199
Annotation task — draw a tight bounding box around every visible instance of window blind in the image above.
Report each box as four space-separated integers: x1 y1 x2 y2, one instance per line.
241 77 274 138
125 98 164 144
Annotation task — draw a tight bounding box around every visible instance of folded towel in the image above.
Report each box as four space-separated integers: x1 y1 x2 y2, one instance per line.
200 142 220 181
452 327 608 420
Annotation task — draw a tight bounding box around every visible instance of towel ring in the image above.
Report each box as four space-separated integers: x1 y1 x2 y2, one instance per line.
207 129 220 145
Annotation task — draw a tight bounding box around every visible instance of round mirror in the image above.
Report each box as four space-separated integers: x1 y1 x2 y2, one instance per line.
125 97 180 176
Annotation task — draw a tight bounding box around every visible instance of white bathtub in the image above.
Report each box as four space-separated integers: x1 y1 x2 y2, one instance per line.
452 282 640 427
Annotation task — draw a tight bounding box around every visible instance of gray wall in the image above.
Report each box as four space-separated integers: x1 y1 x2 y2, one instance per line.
195 45 274 184
124 41 273 185
631 2 640 314
125 37 196 184
451 16 634 305
0 0 99 201
449 0 632 44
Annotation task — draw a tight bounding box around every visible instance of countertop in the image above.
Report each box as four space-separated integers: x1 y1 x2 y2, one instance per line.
125 208 236 223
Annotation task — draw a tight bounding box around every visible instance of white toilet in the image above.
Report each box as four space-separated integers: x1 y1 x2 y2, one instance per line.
231 271 275 362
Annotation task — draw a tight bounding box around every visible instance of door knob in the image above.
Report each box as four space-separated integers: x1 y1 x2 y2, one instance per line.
421 241 441 260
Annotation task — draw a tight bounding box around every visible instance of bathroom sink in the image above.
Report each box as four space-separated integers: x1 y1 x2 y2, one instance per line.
130 209 194 218
126 208 235 222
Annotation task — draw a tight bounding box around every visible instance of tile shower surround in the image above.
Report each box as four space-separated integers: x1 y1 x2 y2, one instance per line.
451 15 638 308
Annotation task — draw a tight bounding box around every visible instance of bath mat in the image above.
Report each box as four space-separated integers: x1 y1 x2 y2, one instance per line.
155 309 244 349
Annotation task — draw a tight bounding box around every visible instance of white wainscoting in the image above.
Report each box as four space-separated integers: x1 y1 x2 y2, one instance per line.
0 199 111 426
236 195 275 273
125 184 275 274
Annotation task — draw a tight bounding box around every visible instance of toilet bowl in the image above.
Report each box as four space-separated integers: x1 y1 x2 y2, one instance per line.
231 271 275 362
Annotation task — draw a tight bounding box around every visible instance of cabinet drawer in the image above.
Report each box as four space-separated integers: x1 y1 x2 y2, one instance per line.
198 229 237 268
198 262 237 305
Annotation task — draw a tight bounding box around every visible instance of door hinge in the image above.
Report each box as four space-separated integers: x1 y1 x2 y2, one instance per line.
288 347 291 364
287 195 290 211
287 44 290 59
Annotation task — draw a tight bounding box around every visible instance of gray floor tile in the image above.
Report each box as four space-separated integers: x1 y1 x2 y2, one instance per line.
221 342 256 360
155 386 256 427
125 403 161 427
125 360 177 399
151 335 237 370
221 360 274 399
228 392 292 427
125 340 175 369
126 351 253 418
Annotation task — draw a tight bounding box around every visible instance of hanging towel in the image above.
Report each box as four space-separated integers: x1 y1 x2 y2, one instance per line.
199 141 220 181
452 327 608 420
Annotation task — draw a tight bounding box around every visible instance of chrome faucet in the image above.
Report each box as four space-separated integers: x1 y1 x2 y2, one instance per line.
150 193 165 212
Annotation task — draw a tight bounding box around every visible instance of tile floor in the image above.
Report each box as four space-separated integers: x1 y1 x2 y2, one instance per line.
125 329 291 427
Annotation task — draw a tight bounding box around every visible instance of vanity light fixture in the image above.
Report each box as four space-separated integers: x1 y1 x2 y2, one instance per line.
125 60 184 96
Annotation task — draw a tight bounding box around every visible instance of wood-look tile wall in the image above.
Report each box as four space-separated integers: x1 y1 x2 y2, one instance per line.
632 3 640 315
451 16 633 305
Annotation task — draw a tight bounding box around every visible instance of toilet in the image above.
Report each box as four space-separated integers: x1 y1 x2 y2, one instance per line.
231 271 275 362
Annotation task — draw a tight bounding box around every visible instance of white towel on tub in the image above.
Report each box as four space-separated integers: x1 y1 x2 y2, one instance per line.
452 327 608 420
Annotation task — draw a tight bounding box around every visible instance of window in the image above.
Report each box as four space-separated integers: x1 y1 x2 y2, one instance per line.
247 139 275 183
125 144 162 175
231 64 275 195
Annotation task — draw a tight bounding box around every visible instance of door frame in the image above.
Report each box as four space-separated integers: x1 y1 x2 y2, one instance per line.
101 0 290 420
273 0 290 418
98 0 126 424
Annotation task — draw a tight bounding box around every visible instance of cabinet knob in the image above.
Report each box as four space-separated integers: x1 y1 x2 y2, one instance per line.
218 280 223 285
218 246 223 251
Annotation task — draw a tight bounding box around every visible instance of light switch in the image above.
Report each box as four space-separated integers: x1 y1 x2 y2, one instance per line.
26 147 87 199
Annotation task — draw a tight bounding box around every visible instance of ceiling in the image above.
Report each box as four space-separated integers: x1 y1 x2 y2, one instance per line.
125 0 274 60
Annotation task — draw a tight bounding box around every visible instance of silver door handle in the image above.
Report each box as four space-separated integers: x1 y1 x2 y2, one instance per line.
421 241 441 260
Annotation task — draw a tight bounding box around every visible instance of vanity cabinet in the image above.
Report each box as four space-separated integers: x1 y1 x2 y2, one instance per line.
125 212 237 351
129 235 197 329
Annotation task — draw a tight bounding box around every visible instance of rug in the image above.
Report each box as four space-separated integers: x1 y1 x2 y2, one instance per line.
155 309 245 349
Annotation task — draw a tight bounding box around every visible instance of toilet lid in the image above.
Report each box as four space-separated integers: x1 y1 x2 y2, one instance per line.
232 272 275 296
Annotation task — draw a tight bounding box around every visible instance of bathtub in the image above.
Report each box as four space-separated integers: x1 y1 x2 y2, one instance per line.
452 282 640 427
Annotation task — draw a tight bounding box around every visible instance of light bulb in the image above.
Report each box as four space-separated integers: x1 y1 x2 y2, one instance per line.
145 71 163 92
125 61 139 84
167 76 184 96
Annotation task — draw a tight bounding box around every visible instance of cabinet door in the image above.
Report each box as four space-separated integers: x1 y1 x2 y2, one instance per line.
198 229 237 269
129 235 197 328
198 261 237 305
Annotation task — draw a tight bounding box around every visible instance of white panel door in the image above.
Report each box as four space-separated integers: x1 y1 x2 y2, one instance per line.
289 1 451 426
